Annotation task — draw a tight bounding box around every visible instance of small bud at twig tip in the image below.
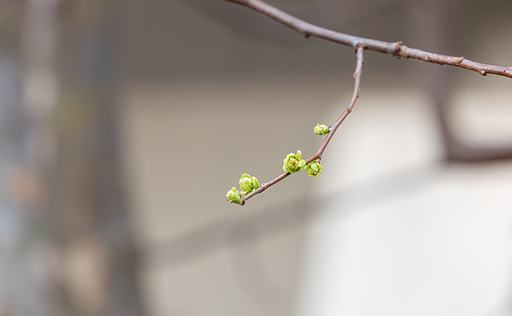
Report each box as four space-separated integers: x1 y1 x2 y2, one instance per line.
226 187 243 205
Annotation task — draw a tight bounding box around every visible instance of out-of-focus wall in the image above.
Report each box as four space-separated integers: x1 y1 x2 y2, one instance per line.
120 0 512 315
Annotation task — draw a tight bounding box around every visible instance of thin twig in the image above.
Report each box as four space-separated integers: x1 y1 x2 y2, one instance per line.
241 47 365 205
308 46 364 164
224 0 512 79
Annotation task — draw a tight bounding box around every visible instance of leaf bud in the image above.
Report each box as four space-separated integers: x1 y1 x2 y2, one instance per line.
314 124 330 136
283 150 306 174
226 187 243 205
239 173 260 195
305 160 323 178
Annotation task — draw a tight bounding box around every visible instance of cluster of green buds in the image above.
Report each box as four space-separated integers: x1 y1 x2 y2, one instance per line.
305 160 323 178
227 124 332 204
314 124 330 136
226 173 260 205
283 150 306 173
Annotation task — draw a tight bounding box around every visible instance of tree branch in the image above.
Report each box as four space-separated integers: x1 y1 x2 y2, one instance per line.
240 46 365 205
226 0 512 205
224 0 512 79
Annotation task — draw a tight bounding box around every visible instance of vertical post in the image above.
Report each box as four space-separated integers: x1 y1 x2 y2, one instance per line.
53 0 146 315
0 0 146 315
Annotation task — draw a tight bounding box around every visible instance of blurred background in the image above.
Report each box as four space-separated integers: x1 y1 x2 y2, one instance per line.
0 0 511 315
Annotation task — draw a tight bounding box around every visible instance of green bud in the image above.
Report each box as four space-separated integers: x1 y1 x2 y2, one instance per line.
305 160 323 178
314 124 330 136
226 187 243 205
283 150 306 174
239 173 260 195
